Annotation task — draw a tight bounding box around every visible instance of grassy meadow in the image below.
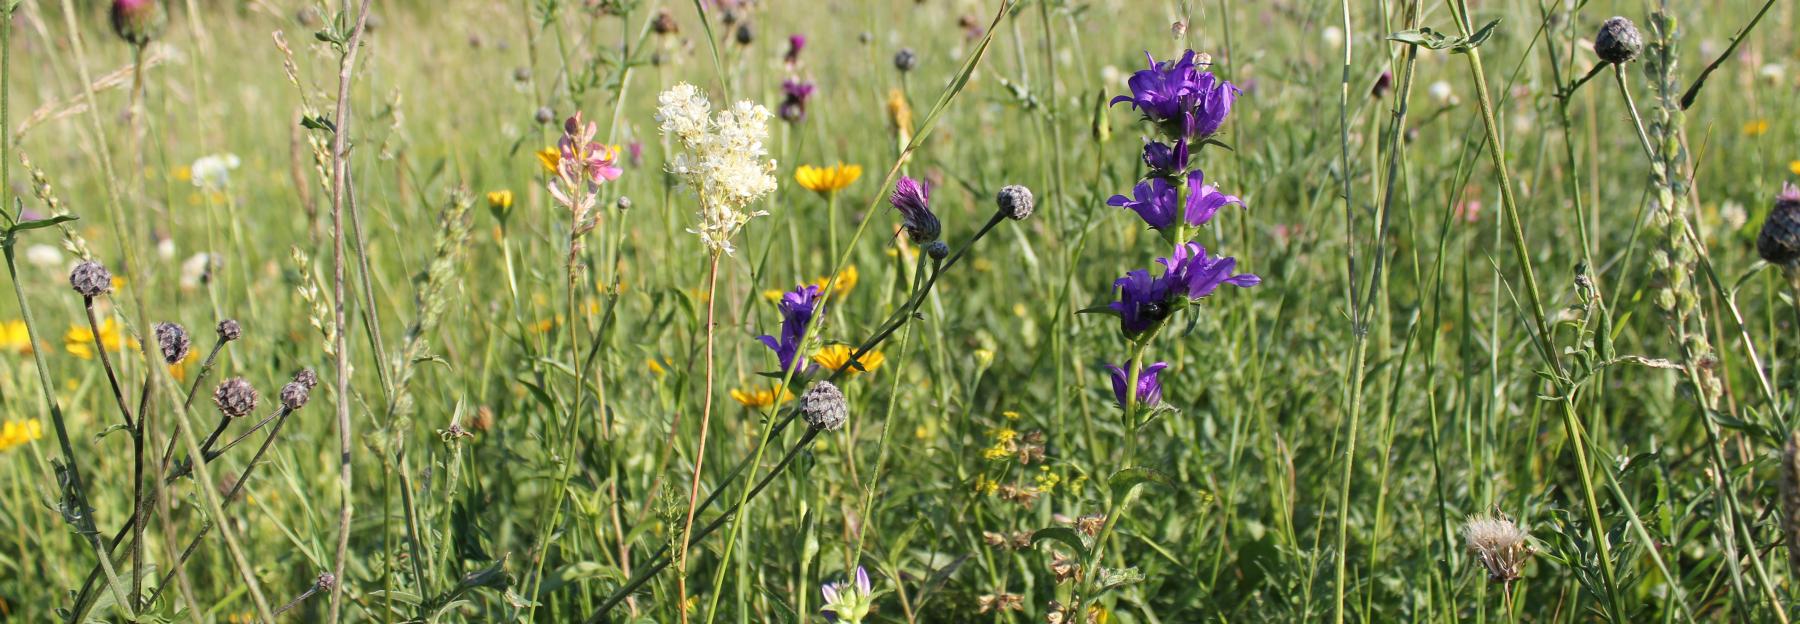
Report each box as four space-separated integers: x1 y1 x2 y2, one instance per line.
1 0 1799 621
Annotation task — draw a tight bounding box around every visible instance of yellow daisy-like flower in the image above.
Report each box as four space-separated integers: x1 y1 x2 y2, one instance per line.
1 319 35 354
169 347 202 382
794 163 863 195
0 418 43 452
729 385 794 408
811 265 858 298
487 189 514 211
536 147 561 173
645 357 667 377
1789 160 1800 176
811 344 884 375
1743 119 1771 137
64 318 137 360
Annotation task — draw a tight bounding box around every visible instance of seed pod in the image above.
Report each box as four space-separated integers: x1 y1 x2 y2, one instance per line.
70 261 113 298
996 185 1035 221
1594 17 1643 65
154 322 190 364
216 319 242 342
280 381 310 410
894 48 918 72
1757 184 1800 266
801 381 848 431
213 378 259 419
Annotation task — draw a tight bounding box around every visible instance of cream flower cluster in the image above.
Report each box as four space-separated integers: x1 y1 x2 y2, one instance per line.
656 82 778 255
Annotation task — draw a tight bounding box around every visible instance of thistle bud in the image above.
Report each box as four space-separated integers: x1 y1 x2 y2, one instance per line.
1594 17 1643 65
894 48 918 72
154 322 190 365
293 368 320 389
70 261 113 298
535 106 556 125
280 381 310 410
996 185 1035 221
651 9 678 35
213 378 259 419
1757 183 1800 266
109 0 166 47
216 319 242 342
800 381 848 431
734 22 754 46
616 196 633 211
924 240 949 261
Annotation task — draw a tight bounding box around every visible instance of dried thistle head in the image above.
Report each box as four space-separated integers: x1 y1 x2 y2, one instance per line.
1594 16 1643 65
153 322 189 364
69 261 112 298
800 381 848 431
293 368 319 389
1462 511 1532 583
279 380 311 411
216 319 242 342
1757 183 1800 266
213 378 259 418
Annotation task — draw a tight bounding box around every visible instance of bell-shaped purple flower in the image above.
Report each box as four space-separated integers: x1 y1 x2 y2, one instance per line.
1108 269 1173 336
1142 139 1189 176
1158 241 1260 300
1110 49 1239 140
1184 72 1239 139
1108 177 1180 230
1182 169 1241 227
757 283 823 374
1106 361 1169 409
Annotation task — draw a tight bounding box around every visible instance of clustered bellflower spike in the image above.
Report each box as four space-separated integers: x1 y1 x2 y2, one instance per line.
1105 361 1168 409
1110 50 1239 141
1107 170 1241 231
757 283 823 374
821 566 877 623
1107 240 1259 337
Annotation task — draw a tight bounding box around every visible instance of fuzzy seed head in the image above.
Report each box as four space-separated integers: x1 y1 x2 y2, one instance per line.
213 378 259 419
154 322 190 364
216 319 242 342
1461 513 1531 583
997 184 1035 221
280 381 310 411
1758 183 1800 266
800 381 848 431
1595 17 1643 65
69 261 112 298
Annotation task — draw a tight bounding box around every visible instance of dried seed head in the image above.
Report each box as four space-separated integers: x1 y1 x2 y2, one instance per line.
1757 183 1800 266
996 184 1035 221
213 378 259 418
924 240 949 261
69 261 112 297
894 48 918 72
293 368 320 389
1594 17 1643 65
1461 512 1532 583
734 22 754 45
616 195 633 211
153 322 190 364
216 319 242 342
800 381 848 431
279 380 310 411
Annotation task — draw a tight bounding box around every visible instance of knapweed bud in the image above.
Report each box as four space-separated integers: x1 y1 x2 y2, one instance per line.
615 196 633 211
279 380 310 410
513 67 532 83
216 319 242 342
154 322 190 364
734 22 754 45
800 381 848 431
924 240 949 261
70 261 113 297
315 572 337 590
1594 17 1643 65
109 0 166 47
293 368 320 389
894 48 918 72
213 378 259 418
996 185 1035 221
535 106 555 125
651 9 678 35
1757 183 1800 266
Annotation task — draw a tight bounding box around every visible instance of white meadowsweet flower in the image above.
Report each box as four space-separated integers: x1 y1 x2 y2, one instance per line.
25 244 63 269
657 83 779 256
190 153 241 189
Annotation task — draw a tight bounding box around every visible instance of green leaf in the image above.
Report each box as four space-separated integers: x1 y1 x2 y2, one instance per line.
1389 19 1502 54
8 214 77 234
1030 526 1091 559
1108 466 1173 500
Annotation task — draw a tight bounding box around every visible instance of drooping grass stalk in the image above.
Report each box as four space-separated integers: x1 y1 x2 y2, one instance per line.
675 252 723 623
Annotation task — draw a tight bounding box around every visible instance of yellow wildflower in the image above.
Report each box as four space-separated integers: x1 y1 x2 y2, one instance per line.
1790 160 1800 176
811 344 884 375
794 163 863 194
1033 466 1062 493
64 318 137 360
173 166 193 182
645 358 667 377
0 418 43 452
536 147 561 173
811 265 858 298
729 385 794 408
762 289 786 303
1001 410 1020 421
169 347 201 382
487 189 514 211
1 319 35 354
974 349 994 368
973 474 999 496
1743 119 1771 137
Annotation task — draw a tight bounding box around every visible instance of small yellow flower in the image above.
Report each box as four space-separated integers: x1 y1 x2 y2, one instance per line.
173 166 192 182
886 88 914 140
810 265 858 298
1033 467 1062 493
645 357 667 377
536 147 561 173
1743 119 1771 137
0 418 42 452
1 319 35 354
64 318 137 360
729 385 794 408
982 444 1013 461
1001 410 1020 421
794 163 863 194
973 474 999 496
762 289 786 303
487 189 514 211
811 344 884 375
974 349 994 368
1789 160 1800 176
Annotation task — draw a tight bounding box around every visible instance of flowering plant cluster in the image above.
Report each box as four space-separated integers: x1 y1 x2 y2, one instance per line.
656 82 779 255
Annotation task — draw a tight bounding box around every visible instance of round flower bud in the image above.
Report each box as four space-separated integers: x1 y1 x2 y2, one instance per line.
213 378 259 419
1594 17 1643 65
513 67 531 83
734 23 754 46
924 240 949 261
293 368 320 389
316 572 337 590
894 48 918 72
1758 184 1800 265
279 381 310 410
153 322 190 365
216 319 242 342
651 9 678 35
616 196 633 211
801 381 848 431
858 32 873 45
996 185 1035 221
110 0 166 47
535 106 555 125
70 261 113 298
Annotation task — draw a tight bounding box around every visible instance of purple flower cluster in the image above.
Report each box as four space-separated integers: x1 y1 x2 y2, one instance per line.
757 283 823 374
1107 169 1240 231
1108 242 1258 336
779 79 815 123
1110 50 1239 140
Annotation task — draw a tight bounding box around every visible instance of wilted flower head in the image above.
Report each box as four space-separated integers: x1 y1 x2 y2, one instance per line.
1757 182 1800 266
821 566 875 623
801 381 849 431
1110 50 1239 140
757 283 823 374
1594 17 1643 65
890 176 940 243
110 0 165 47
657 83 779 255
70 261 112 298
213 378 259 419
153 322 190 365
1462 512 1532 583
1105 361 1169 409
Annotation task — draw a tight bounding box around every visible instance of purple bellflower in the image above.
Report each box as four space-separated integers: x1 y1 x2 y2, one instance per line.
757 283 823 374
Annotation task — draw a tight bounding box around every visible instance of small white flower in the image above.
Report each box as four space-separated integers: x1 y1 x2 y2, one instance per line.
25 244 62 269
1428 81 1457 105
1761 63 1787 83
156 237 176 260
190 153 241 189
180 252 214 290
1720 200 1747 232
1323 26 1344 49
657 83 779 256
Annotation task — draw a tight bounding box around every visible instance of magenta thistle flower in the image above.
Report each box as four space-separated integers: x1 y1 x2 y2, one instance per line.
757 284 823 374
890 175 941 243
779 79 816 123
784 34 806 65
1106 360 1169 409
